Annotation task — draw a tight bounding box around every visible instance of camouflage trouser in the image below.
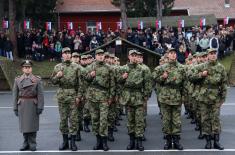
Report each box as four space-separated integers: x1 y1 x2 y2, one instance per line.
161 104 181 135
201 103 221 135
83 101 91 120
127 105 145 137
108 102 116 128
58 100 78 135
77 100 85 128
196 101 202 123
191 97 197 117
89 100 109 137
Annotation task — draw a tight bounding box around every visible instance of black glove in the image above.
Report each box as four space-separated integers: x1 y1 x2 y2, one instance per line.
37 109 43 115
14 110 18 116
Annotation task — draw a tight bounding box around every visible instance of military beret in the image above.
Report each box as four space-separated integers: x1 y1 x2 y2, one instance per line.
166 48 176 53
72 52 80 57
21 60 33 67
207 48 217 54
95 49 105 54
81 55 88 59
62 47 71 53
129 49 138 55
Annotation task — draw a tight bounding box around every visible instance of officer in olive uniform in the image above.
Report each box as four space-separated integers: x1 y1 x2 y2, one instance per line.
13 60 44 151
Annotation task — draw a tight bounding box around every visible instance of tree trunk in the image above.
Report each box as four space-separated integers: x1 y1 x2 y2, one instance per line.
156 0 163 19
9 0 18 59
120 0 128 31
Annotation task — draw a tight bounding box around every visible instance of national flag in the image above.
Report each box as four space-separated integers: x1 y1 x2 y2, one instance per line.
224 17 229 25
117 21 122 29
2 20 8 29
24 20 30 30
45 22 52 31
67 22 73 30
178 19 185 28
96 22 102 31
138 21 144 30
200 18 206 28
155 20 161 29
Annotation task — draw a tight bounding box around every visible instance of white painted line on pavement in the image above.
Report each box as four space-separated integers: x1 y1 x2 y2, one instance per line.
1 149 235 153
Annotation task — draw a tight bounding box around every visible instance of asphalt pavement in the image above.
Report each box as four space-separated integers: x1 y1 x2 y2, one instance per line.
0 87 234 155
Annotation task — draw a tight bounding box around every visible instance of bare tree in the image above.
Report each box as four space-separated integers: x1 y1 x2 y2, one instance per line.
9 0 18 59
156 0 163 19
120 0 128 31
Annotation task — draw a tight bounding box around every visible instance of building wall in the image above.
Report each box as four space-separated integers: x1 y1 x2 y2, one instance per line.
59 12 121 32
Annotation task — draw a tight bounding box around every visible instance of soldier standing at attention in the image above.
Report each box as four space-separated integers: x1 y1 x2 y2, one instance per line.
13 60 44 151
71 52 83 141
84 49 115 151
153 48 184 150
118 49 149 151
189 48 227 150
51 47 83 151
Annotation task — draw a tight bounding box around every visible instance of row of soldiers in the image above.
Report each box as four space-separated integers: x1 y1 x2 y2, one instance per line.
13 46 227 151
153 48 227 150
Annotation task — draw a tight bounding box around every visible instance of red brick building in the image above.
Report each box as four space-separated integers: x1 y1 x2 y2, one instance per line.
171 0 235 26
55 0 121 32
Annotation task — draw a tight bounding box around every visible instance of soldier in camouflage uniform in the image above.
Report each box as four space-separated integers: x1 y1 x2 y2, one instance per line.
153 48 184 150
136 51 152 141
188 49 227 150
118 49 151 151
80 55 92 133
84 49 115 151
51 47 83 151
71 52 83 141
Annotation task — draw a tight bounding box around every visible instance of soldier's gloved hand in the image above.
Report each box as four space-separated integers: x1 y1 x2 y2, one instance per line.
14 110 18 117
37 109 43 115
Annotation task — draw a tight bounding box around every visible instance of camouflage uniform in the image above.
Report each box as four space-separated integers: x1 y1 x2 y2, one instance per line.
84 50 115 151
189 49 227 150
153 48 184 150
51 52 82 151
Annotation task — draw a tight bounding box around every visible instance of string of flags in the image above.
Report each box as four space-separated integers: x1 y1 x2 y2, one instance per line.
1 17 231 30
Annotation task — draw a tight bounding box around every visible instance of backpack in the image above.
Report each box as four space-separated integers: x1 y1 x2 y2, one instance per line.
211 38 218 48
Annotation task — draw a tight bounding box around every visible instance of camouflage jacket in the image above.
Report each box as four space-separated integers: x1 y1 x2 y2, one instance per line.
153 61 185 105
84 61 115 102
188 61 227 103
51 61 83 98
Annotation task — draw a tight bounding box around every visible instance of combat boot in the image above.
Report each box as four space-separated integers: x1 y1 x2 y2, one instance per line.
75 130 81 141
172 135 183 150
205 135 212 149
164 135 172 150
70 135 77 151
79 123 83 131
136 137 144 151
214 134 224 150
84 119 90 132
101 136 109 151
59 134 69 150
20 133 29 151
93 135 102 150
108 128 115 142
127 133 135 150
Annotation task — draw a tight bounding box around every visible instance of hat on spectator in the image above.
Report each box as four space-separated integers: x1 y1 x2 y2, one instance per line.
72 52 80 57
21 60 33 67
207 48 217 54
62 47 71 53
129 49 138 55
95 49 105 54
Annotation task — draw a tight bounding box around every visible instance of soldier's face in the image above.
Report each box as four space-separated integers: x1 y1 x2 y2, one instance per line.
72 56 80 63
168 52 177 61
80 59 86 65
208 52 217 61
62 52 71 61
128 54 137 63
96 53 105 61
22 66 32 75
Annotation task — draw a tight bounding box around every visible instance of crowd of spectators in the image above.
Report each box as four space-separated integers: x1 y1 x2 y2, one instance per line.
0 24 235 63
